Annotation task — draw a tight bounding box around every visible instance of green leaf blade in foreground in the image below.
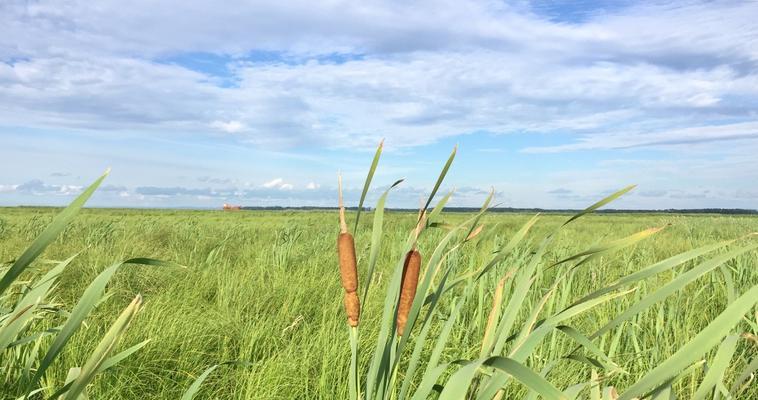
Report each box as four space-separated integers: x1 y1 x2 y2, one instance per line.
438 357 566 400
28 258 174 392
420 146 456 221
619 285 758 400
590 242 758 340
354 139 384 232
63 294 142 400
0 169 109 296
362 179 402 301
181 365 220 400
692 334 739 400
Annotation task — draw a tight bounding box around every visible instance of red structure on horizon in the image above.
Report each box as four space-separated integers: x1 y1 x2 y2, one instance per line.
222 203 241 211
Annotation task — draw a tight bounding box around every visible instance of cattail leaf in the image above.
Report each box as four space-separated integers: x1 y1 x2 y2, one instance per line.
477 290 633 400
354 139 384 232
427 189 454 223
362 179 403 301
550 226 664 268
365 231 416 400
438 356 566 400
398 271 454 400
729 355 758 395
562 185 635 227
618 285 758 400
556 326 620 372
97 339 152 374
692 334 739 400
420 146 456 222
569 239 734 308
590 242 758 340
0 170 108 297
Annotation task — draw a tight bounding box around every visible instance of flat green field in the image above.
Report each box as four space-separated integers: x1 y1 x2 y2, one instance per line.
1 208 757 399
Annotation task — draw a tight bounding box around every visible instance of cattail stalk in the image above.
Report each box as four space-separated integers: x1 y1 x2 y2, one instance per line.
337 173 360 327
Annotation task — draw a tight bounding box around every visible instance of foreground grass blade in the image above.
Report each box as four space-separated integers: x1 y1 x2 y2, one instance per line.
63 295 142 400
0 170 109 296
569 240 734 308
354 139 384 232
0 255 75 351
420 146 456 221
590 242 758 340
438 356 566 400
181 364 219 400
619 285 758 400
29 258 173 392
692 334 739 400
97 339 152 373
362 179 403 301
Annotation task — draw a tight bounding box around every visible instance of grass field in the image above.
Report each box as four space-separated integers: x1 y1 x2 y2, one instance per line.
1 206 756 399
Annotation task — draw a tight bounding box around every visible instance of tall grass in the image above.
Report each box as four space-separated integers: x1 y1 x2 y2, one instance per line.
0 151 756 398
341 143 758 399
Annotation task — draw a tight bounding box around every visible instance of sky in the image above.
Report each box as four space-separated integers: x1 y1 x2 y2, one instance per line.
1 0 757 210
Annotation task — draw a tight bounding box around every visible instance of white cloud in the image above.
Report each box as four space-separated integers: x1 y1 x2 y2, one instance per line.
522 121 758 153
210 120 245 133
306 182 320 189
261 178 293 190
262 178 284 188
0 184 18 193
0 1 755 150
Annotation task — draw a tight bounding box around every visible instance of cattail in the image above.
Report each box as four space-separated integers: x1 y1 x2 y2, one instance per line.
396 248 421 336
338 232 358 293
337 173 360 327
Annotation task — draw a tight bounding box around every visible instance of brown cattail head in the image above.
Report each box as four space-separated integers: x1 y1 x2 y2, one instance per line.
338 232 358 293
337 172 360 326
396 249 421 336
344 291 360 327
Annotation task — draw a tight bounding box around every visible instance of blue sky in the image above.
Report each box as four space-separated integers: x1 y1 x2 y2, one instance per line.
1 0 757 209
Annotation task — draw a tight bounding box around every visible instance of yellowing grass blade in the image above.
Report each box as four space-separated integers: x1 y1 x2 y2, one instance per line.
63 294 142 400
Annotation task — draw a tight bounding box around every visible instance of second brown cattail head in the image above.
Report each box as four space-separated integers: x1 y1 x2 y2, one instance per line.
396 248 421 336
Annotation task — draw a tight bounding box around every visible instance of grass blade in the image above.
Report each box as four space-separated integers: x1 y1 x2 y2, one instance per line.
0 170 109 296
354 139 384 232
692 334 739 400
618 285 758 400
420 146 456 222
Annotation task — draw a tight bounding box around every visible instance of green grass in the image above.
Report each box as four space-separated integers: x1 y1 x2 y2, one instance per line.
1 207 756 399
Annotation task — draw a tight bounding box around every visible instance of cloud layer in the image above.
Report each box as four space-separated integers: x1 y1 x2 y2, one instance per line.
2 0 757 149
1 0 757 208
